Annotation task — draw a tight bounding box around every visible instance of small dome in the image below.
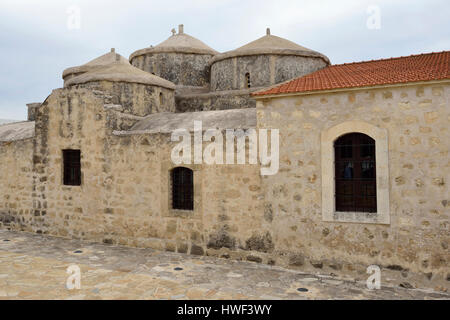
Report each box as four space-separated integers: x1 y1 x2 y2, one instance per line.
130 24 218 60
62 48 129 80
210 28 329 64
65 52 175 89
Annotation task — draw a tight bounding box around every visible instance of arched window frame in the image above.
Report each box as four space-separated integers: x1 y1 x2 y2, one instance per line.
321 121 390 224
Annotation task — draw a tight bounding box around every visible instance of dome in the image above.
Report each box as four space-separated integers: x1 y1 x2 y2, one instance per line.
210 28 329 64
129 25 218 60
62 48 130 81
65 52 175 89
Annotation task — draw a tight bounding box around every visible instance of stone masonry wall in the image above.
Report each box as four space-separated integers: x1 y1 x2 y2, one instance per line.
72 81 175 117
211 55 327 91
256 82 449 288
175 90 256 113
26 87 109 237
1 81 448 290
93 132 266 259
0 139 34 230
131 53 213 87
0 86 269 263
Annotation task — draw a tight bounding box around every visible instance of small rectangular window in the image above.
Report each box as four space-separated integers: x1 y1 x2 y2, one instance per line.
63 149 81 186
171 167 194 210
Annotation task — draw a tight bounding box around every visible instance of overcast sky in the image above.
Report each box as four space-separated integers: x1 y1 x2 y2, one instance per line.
0 0 449 120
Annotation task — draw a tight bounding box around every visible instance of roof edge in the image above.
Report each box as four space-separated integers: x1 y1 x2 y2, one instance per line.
64 62 176 90
63 65 106 79
130 46 218 61
65 74 176 90
210 48 330 65
253 78 450 99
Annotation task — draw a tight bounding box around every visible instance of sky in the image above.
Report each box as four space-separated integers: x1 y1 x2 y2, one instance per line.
0 0 449 120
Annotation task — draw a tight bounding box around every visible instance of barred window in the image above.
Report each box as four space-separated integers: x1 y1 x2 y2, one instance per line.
245 73 251 88
171 167 193 210
334 133 376 213
63 149 81 186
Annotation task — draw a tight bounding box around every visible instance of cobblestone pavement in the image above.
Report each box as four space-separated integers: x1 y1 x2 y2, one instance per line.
0 230 448 300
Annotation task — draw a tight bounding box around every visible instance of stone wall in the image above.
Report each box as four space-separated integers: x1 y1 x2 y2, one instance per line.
0 138 33 230
176 89 256 113
210 55 327 91
71 81 175 117
27 103 41 121
255 82 449 288
0 86 268 262
93 133 265 256
131 53 213 87
25 87 109 236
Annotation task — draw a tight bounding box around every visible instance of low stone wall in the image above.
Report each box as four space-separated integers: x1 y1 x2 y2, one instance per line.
176 89 257 113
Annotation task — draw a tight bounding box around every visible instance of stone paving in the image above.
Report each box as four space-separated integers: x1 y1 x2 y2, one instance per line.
0 229 448 300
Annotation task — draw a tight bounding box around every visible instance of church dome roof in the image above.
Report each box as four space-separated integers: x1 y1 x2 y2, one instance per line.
65 52 175 89
210 28 330 64
130 25 218 60
62 48 130 80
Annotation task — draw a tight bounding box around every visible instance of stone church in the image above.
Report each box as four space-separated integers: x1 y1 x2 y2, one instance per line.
1 25 449 289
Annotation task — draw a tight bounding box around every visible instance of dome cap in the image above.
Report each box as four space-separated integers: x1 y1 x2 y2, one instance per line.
210 29 330 64
63 48 130 80
130 25 218 60
65 52 175 89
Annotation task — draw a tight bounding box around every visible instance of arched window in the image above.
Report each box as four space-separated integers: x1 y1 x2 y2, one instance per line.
245 73 251 88
171 167 194 210
334 133 376 213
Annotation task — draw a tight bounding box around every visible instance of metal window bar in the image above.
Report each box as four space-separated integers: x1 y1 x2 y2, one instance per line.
334 133 376 213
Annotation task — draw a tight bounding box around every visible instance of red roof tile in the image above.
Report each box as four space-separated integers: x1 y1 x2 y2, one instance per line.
253 51 450 96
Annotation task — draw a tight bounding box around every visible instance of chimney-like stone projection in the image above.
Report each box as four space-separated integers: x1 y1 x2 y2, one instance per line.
26 102 41 121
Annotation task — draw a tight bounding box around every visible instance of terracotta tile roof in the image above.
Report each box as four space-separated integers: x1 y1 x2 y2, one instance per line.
253 51 450 97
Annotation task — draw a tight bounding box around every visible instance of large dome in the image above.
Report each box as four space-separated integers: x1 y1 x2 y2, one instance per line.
65 52 175 89
130 25 218 87
65 50 176 117
62 48 130 83
65 60 176 89
210 29 330 91
130 25 218 59
210 28 329 64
